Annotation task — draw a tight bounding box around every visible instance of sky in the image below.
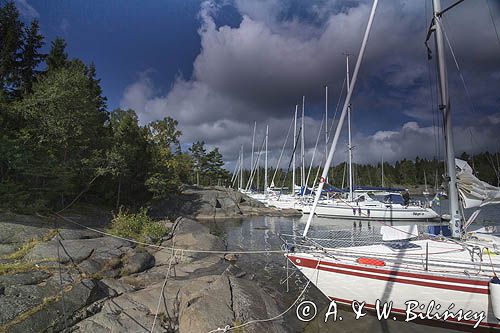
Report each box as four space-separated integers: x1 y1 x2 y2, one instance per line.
17 0 500 170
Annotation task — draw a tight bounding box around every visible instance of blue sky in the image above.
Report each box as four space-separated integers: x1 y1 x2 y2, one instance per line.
22 0 202 109
15 0 500 167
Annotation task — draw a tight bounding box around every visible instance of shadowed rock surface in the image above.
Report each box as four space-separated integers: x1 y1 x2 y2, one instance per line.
0 200 289 332
150 186 301 220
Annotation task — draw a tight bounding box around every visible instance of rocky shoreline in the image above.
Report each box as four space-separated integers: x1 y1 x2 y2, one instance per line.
0 187 298 333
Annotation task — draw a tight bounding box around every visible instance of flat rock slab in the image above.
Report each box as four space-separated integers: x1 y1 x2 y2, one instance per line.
73 291 164 333
27 237 131 263
0 213 52 245
0 271 51 286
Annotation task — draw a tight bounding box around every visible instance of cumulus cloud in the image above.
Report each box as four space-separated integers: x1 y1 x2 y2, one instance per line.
120 0 500 170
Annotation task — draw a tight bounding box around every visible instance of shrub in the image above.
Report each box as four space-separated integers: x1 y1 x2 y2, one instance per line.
108 207 167 243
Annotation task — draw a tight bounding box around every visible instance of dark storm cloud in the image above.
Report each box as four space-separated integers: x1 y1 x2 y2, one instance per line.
120 0 500 169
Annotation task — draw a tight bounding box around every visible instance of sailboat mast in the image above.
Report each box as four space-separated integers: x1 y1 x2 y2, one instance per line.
303 0 379 237
292 105 298 195
433 0 462 238
301 96 306 189
251 121 256 176
239 145 243 190
325 85 329 182
381 153 385 187
346 54 354 201
265 124 268 196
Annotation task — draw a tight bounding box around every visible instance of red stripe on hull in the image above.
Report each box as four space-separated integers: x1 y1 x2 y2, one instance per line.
288 255 489 294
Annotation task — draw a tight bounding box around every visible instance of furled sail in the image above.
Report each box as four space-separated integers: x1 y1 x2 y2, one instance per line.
456 159 500 208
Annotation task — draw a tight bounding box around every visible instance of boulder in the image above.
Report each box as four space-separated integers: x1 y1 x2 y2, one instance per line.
177 272 286 333
122 250 155 275
178 275 234 333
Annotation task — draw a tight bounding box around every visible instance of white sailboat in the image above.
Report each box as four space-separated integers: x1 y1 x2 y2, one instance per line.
301 54 439 222
284 0 500 329
268 104 310 210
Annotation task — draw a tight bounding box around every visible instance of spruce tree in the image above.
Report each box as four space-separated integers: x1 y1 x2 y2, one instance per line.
46 37 68 72
19 19 44 94
87 62 107 112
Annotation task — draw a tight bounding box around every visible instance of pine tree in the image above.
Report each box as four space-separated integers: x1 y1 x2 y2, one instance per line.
189 141 206 186
46 37 68 72
205 147 228 185
19 19 44 94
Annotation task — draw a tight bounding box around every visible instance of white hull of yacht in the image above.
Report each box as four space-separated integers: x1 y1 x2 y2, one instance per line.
267 196 303 210
302 202 439 221
287 239 500 329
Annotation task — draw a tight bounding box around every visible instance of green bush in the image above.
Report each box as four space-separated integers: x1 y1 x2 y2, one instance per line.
108 207 167 243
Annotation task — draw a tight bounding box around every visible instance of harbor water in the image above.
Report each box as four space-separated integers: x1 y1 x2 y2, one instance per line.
203 200 500 332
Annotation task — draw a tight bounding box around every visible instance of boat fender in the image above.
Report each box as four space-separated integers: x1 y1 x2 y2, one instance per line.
489 276 500 320
484 248 498 256
356 257 385 266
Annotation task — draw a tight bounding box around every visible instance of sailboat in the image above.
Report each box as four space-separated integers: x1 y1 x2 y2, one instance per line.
301 54 439 222
284 0 500 329
423 170 430 196
268 103 310 210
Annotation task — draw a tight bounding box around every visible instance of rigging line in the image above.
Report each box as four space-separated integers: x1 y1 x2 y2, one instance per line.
278 127 302 199
55 173 101 214
322 77 346 181
428 62 439 160
304 115 325 195
468 128 500 179
438 18 477 114
151 246 178 332
426 0 439 161
245 134 267 191
55 225 69 331
437 0 465 17
328 76 347 143
486 0 500 51
271 113 294 186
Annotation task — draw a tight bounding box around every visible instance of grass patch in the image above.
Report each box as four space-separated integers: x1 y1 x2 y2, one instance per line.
0 261 40 275
108 207 168 244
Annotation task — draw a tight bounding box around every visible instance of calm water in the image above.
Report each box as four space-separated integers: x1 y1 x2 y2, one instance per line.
203 200 500 333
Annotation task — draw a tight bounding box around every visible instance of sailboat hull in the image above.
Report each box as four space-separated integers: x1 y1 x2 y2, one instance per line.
287 251 500 329
303 202 440 221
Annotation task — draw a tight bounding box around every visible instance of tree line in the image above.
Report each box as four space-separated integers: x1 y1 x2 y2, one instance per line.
238 152 500 191
0 1 229 212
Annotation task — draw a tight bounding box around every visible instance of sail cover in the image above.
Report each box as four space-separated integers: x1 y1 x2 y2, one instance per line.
456 159 500 208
